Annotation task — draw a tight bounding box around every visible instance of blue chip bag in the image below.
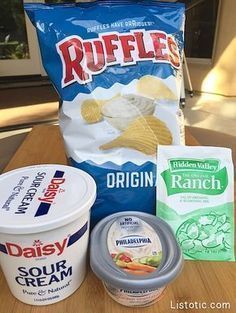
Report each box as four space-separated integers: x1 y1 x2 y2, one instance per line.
25 1 185 227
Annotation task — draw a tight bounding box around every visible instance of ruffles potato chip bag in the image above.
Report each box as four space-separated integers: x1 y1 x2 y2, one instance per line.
25 1 185 226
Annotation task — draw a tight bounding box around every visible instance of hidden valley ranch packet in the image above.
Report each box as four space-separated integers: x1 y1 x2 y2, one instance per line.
157 146 235 261
25 1 185 226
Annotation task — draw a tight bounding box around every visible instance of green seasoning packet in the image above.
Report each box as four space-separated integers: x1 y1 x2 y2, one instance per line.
156 145 235 261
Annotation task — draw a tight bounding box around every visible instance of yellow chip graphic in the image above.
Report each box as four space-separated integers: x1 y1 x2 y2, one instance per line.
81 99 104 124
137 75 177 100
81 94 121 124
100 115 172 155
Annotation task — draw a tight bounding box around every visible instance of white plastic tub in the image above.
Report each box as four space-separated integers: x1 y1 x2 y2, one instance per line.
0 164 96 305
90 212 183 307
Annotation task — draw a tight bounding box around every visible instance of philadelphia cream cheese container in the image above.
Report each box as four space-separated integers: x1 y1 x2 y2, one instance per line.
0 164 96 305
90 211 183 307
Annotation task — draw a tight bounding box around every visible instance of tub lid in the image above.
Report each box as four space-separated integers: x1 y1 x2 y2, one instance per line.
0 165 96 234
90 211 183 290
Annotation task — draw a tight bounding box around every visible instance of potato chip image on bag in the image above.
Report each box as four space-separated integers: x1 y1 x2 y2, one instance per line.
100 116 172 155
156 145 235 261
25 1 185 226
81 99 104 124
137 75 177 100
81 94 121 124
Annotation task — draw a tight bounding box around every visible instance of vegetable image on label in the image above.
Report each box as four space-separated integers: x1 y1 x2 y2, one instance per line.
107 216 162 276
176 212 232 259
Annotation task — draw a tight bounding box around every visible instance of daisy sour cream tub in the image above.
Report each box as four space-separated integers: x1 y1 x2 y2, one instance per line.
0 165 96 305
90 212 183 307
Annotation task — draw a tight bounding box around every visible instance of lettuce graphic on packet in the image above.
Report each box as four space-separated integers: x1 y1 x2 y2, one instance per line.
156 145 235 261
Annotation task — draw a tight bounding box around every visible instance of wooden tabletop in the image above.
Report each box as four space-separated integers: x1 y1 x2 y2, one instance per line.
1 125 236 313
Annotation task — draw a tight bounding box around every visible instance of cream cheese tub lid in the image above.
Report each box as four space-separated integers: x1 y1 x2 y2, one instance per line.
0 165 96 234
90 212 183 291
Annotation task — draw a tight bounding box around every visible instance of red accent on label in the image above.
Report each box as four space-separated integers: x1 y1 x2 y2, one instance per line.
102 33 119 64
134 31 154 59
167 36 181 68
84 40 105 72
119 34 136 63
5 238 67 258
150 32 168 61
56 30 181 87
38 178 65 204
58 37 90 84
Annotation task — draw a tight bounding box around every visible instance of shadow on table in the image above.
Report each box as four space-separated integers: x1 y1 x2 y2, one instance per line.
188 126 236 162
0 132 28 173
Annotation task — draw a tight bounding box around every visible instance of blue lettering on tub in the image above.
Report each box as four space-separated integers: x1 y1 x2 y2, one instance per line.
15 260 73 287
35 170 65 217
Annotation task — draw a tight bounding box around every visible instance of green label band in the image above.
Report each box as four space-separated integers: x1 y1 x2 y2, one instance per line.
161 167 228 196
168 158 220 173
156 201 235 261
